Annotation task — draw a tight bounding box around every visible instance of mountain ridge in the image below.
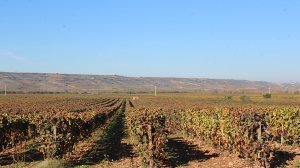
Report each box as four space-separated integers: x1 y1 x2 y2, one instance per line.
0 72 299 92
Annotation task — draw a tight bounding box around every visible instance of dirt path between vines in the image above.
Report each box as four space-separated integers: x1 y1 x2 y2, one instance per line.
100 134 257 168
163 134 256 168
94 133 300 168
64 104 133 167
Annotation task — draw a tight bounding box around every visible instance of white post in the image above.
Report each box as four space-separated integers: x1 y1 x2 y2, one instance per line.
155 86 156 96
5 85 6 96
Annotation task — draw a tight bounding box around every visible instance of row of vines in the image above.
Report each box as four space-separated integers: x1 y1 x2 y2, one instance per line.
1 94 299 167
126 95 300 167
0 95 124 161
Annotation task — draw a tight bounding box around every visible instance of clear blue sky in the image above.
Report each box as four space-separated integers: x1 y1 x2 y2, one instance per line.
0 0 299 83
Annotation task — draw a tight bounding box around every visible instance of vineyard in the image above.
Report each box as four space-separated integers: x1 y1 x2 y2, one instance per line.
0 93 300 167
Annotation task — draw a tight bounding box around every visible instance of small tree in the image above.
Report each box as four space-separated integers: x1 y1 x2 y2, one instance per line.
263 93 271 98
240 95 251 102
225 95 232 100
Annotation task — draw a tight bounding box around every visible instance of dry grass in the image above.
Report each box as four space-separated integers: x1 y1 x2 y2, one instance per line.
33 159 65 168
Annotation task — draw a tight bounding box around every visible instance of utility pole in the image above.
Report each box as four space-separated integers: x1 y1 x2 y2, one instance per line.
5 85 6 96
155 86 156 96
269 86 270 94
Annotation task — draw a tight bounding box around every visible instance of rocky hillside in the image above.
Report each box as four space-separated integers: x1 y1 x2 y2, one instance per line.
0 72 299 92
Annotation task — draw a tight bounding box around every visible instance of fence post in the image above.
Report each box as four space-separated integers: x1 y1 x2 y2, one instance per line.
53 126 57 158
257 122 262 159
281 124 283 145
257 122 262 140
148 125 154 168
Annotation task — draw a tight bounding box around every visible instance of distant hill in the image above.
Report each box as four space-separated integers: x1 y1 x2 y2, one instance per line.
0 72 299 92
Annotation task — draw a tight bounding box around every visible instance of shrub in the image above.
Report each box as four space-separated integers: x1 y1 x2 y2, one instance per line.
263 93 271 98
240 95 251 102
225 95 232 100
212 90 218 94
